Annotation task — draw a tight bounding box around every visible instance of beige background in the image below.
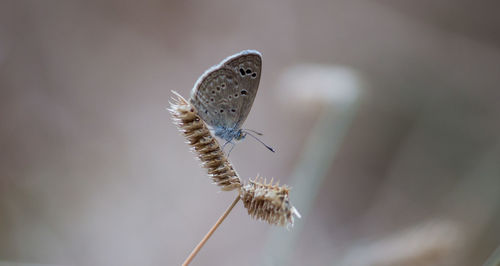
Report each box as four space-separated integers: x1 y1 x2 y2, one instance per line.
1 1 500 265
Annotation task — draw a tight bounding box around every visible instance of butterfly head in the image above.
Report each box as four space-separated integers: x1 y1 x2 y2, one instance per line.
214 126 274 153
235 130 246 141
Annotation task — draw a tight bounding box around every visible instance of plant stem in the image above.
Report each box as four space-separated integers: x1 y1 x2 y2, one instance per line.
182 195 241 266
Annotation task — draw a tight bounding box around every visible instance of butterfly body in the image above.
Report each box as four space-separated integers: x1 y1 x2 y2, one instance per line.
190 50 262 144
214 126 246 142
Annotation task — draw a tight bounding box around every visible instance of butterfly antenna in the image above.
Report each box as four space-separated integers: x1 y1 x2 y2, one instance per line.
243 128 264 136
243 130 275 153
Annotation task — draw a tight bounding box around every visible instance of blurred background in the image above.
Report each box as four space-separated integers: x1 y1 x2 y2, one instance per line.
1 0 500 265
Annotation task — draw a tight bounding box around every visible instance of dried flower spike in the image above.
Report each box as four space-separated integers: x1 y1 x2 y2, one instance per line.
169 91 241 191
240 176 301 228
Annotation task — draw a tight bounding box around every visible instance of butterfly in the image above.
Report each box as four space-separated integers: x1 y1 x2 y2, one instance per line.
189 50 274 153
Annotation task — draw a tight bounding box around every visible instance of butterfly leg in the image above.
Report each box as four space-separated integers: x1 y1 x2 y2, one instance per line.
226 142 236 158
222 140 230 152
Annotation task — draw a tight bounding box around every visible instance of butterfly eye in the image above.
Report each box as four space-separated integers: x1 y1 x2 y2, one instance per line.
251 73 257 78
216 87 220 91
231 109 236 113
240 90 248 95
220 109 224 113
246 69 252 74
239 68 245 76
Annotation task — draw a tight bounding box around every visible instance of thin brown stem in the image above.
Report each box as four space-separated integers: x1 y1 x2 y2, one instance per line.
182 195 241 266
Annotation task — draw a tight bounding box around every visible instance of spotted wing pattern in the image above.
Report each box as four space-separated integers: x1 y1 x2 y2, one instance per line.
190 50 262 130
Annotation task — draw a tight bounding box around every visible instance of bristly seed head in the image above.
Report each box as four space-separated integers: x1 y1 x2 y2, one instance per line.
169 91 242 191
169 91 300 228
239 176 301 228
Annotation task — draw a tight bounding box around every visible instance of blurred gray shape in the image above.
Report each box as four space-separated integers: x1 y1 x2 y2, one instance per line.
484 245 500 266
340 141 500 266
340 220 463 266
261 65 364 265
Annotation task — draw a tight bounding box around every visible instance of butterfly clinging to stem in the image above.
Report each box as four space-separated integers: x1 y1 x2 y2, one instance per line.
189 50 274 154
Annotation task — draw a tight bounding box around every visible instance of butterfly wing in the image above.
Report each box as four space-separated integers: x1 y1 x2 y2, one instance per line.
190 50 262 130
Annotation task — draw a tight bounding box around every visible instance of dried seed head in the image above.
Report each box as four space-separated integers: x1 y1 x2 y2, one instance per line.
239 176 301 228
169 91 242 191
